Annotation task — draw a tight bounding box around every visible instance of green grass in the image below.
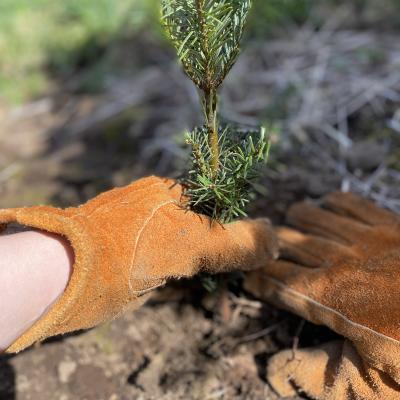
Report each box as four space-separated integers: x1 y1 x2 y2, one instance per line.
0 0 159 104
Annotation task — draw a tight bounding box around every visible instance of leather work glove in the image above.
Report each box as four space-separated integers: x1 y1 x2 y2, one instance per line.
245 192 400 399
2 176 278 353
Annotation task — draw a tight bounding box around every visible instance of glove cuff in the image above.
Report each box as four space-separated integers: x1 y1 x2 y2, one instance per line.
1 206 99 353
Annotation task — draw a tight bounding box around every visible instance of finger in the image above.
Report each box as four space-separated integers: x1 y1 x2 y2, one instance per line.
80 176 180 213
287 202 372 244
278 227 355 268
323 191 399 226
267 341 344 398
203 217 279 273
160 177 185 203
244 260 312 302
255 260 314 284
131 203 279 282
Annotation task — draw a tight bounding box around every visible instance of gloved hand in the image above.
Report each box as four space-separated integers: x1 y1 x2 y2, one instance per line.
2 176 278 353
245 192 400 399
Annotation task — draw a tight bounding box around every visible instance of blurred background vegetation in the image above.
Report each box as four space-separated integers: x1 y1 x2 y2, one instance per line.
2 0 400 105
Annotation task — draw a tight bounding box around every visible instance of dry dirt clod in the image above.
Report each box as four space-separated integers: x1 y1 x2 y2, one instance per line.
58 360 77 384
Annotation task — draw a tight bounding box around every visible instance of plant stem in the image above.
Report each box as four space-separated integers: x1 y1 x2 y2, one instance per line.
203 89 219 177
195 0 219 177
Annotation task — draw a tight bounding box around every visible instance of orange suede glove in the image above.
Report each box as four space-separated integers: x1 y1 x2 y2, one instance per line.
2 176 278 353
245 192 400 399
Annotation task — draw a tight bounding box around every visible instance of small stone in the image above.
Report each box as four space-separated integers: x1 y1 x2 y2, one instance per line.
58 360 77 384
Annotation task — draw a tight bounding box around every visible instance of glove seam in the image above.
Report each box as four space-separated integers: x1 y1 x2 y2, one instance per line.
266 276 400 346
128 199 178 294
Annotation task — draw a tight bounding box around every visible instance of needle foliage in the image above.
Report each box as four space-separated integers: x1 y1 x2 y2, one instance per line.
161 0 270 223
185 125 270 223
161 0 251 91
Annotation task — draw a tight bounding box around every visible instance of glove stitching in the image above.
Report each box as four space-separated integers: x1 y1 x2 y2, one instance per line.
128 199 177 294
266 276 400 346
131 280 167 297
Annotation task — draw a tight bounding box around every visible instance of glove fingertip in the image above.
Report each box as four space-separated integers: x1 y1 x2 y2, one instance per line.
254 217 280 260
267 350 300 397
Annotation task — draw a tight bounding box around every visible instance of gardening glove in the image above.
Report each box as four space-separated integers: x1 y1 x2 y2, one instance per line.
2 176 278 353
245 191 400 399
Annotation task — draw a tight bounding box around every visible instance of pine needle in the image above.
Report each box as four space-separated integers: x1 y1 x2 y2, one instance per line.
183 125 270 223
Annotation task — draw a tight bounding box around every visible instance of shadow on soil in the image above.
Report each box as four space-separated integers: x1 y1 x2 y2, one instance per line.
0 355 15 400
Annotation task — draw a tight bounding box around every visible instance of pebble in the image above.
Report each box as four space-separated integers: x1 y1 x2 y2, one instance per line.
58 360 77 384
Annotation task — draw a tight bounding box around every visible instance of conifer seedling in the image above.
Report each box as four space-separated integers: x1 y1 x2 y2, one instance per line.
161 0 270 223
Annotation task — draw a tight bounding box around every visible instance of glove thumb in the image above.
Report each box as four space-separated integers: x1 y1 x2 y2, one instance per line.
267 341 342 399
268 340 400 400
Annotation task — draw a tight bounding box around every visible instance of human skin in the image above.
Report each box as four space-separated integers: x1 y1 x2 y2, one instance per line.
0 230 73 351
